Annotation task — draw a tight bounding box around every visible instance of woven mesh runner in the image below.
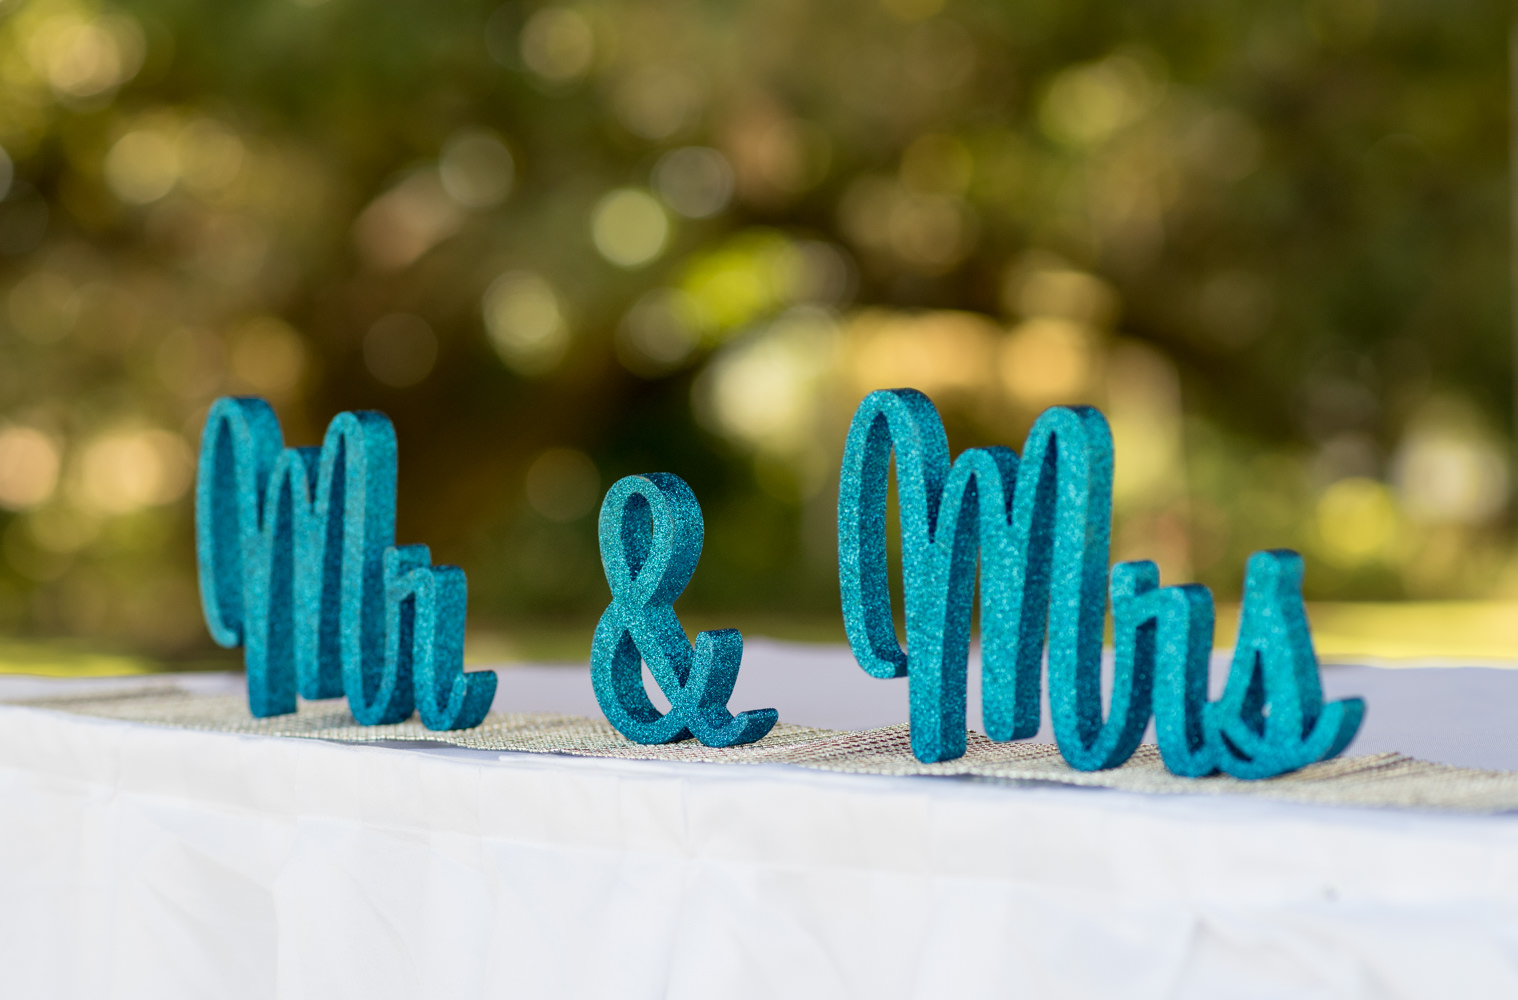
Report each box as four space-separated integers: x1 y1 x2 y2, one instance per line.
14 681 1518 813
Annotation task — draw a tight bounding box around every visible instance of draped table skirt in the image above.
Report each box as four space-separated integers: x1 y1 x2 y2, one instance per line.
2 640 1517 999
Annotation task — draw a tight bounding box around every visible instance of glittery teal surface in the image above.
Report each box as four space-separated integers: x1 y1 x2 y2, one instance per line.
837 388 1364 777
383 545 496 731
591 473 778 747
195 397 494 729
1209 550 1364 778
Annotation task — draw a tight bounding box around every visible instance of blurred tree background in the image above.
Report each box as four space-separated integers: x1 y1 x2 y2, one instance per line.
0 0 1511 663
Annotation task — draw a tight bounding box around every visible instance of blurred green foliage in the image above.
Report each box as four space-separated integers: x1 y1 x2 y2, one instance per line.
0 0 1511 660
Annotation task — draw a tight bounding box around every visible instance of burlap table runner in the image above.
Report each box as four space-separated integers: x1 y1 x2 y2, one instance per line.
13 681 1518 813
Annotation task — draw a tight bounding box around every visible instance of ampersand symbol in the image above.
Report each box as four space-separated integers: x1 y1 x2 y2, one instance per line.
591 473 778 747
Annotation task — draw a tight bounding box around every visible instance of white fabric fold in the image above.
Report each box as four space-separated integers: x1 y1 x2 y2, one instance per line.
4 693 1518 999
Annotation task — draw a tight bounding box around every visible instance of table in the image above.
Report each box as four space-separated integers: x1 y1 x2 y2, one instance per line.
2 640 1517 999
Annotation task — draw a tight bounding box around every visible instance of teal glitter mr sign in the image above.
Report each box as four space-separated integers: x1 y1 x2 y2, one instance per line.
195 396 496 731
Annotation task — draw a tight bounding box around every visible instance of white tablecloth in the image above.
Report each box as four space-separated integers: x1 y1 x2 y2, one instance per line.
2 641 1518 999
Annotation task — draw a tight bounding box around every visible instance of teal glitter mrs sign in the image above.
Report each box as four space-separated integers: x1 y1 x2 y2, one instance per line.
591 473 778 747
195 396 496 730
838 388 1364 777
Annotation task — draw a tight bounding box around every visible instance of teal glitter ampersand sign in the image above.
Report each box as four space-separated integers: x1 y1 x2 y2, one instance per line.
838 388 1364 777
591 473 778 747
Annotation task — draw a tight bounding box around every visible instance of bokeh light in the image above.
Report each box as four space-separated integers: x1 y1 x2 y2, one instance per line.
76 429 192 516
591 188 670 268
353 171 462 271
483 271 569 375
519 7 594 84
0 427 60 511
439 129 514 209
27 10 143 102
615 289 701 377
654 147 734 219
105 128 178 204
